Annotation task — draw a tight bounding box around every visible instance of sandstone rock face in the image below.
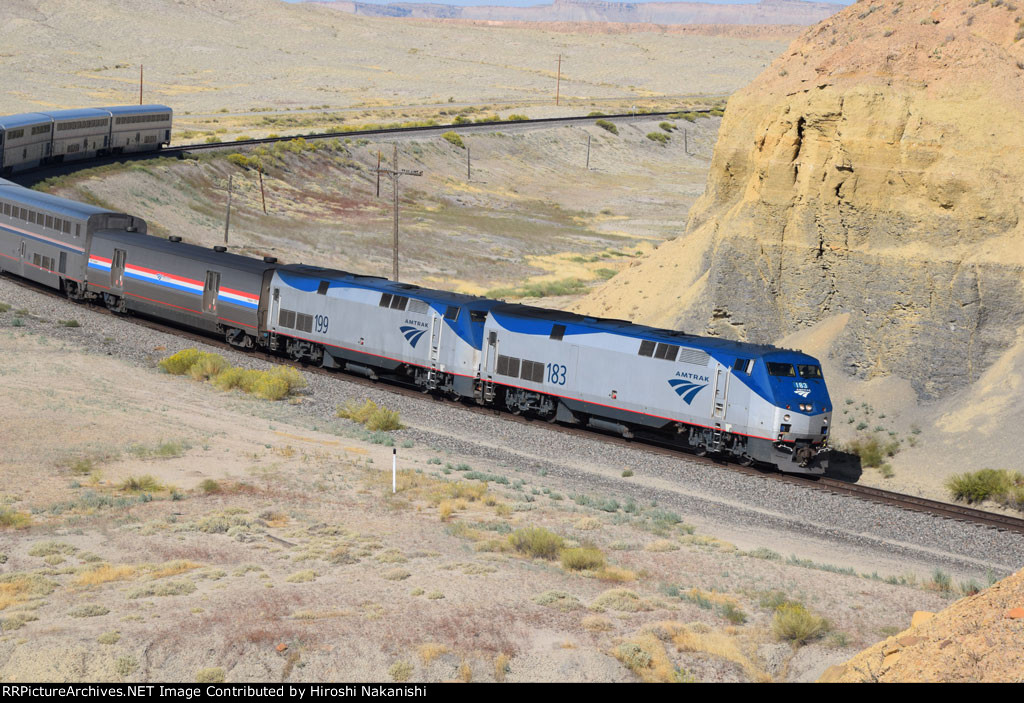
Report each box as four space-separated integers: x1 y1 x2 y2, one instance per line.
579 0 1024 400
819 567 1024 683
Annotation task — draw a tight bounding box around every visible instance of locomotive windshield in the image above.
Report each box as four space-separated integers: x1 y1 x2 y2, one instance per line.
798 364 823 379
766 362 796 377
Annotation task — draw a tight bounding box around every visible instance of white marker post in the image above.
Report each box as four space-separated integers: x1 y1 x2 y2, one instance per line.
392 448 397 494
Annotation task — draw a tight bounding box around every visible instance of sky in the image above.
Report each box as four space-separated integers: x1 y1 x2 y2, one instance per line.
286 0 856 6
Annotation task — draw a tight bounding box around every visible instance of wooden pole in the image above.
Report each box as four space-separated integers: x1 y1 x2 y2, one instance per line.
139 65 144 105
467 146 471 181
376 150 381 198
586 133 591 170
224 174 233 243
556 54 561 107
392 144 399 282
258 165 267 214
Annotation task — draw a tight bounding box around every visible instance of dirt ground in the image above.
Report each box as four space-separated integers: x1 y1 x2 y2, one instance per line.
0 321 966 683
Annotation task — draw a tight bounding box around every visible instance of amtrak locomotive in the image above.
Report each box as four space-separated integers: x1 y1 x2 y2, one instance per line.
0 110 831 474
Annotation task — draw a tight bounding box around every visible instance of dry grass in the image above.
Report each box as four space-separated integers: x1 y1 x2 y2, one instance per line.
418 642 449 665
560 546 605 571
591 589 651 612
595 565 637 583
614 633 687 683
509 526 564 560
73 564 138 587
0 507 31 530
148 560 202 579
671 622 770 682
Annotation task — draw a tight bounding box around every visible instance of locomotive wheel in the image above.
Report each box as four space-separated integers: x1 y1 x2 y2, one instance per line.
738 455 755 467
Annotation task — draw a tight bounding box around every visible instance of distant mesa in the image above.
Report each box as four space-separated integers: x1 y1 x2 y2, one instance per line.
305 0 843 26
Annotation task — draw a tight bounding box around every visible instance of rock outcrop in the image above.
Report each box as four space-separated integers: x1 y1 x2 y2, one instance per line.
579 0 1024 400
818 567 1024 682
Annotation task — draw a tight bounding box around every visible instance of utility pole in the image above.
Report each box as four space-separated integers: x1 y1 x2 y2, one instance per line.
467 146 471 181
372 143 423 282
684 129 689 156
258 164 267 215
585 133 591 170
139 65 144 105
555 54 562 106
224 174 233 243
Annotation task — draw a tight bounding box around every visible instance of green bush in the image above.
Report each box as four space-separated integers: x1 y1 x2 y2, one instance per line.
595 119 618 135
212 367 260 393
646 132 669 145
772 603 829 645
946 469 1024 509
659 121 676 132
507 114 528 121
159 349 202 375
442 131 465 149
560 546 606 571
510 526 564 560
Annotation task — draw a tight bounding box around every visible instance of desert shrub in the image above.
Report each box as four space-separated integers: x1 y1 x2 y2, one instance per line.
199 479 222 495
595 119 618 135
196 667 226 683
560 546 605 571
285 570 316 583
28 541 77 557
845 434 899 468
389 661 413 682
509 526 564 560
507 114 528 121
115 656 139 677
337 399 403 431
252 374 289 400
367 407 403 431
69 604 110 618
946 469 1024 507
188 352 228 381
719 602 747 625
616 643 652 671
61 319 80 327
212 367 260 392
159 348 202 375
442 131 465 149
532 591 581 611
120 475 163 493
267 365 306 393
659 121 676 132
772 603 829 644
127 581 196 598
646 132 669 145
98 631 121 645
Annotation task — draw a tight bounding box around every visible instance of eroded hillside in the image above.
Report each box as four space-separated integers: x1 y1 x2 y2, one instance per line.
574 0 1024 495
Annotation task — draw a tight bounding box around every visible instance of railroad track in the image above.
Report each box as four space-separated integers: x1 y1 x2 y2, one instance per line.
6 271 1024 537
10 107 713 188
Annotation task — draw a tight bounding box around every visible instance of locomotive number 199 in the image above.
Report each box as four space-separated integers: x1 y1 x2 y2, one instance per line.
315 314 330 334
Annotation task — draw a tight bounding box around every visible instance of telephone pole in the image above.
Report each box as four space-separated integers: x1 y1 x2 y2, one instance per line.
223 174 233 243
372 143 423 282
139 65 144 105
555 54 562 106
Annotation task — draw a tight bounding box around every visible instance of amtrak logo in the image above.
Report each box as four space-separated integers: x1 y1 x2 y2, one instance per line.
668 378 708 405
400 325 427 348
794 388 811 398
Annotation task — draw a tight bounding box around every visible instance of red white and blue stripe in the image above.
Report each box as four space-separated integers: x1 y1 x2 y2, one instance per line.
87 256 258 309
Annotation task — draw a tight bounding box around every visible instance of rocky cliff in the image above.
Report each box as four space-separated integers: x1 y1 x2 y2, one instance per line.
579 0 1024 400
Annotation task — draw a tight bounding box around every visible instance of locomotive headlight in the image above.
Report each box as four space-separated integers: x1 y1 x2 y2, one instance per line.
783 414 791 422
823 417 828 425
